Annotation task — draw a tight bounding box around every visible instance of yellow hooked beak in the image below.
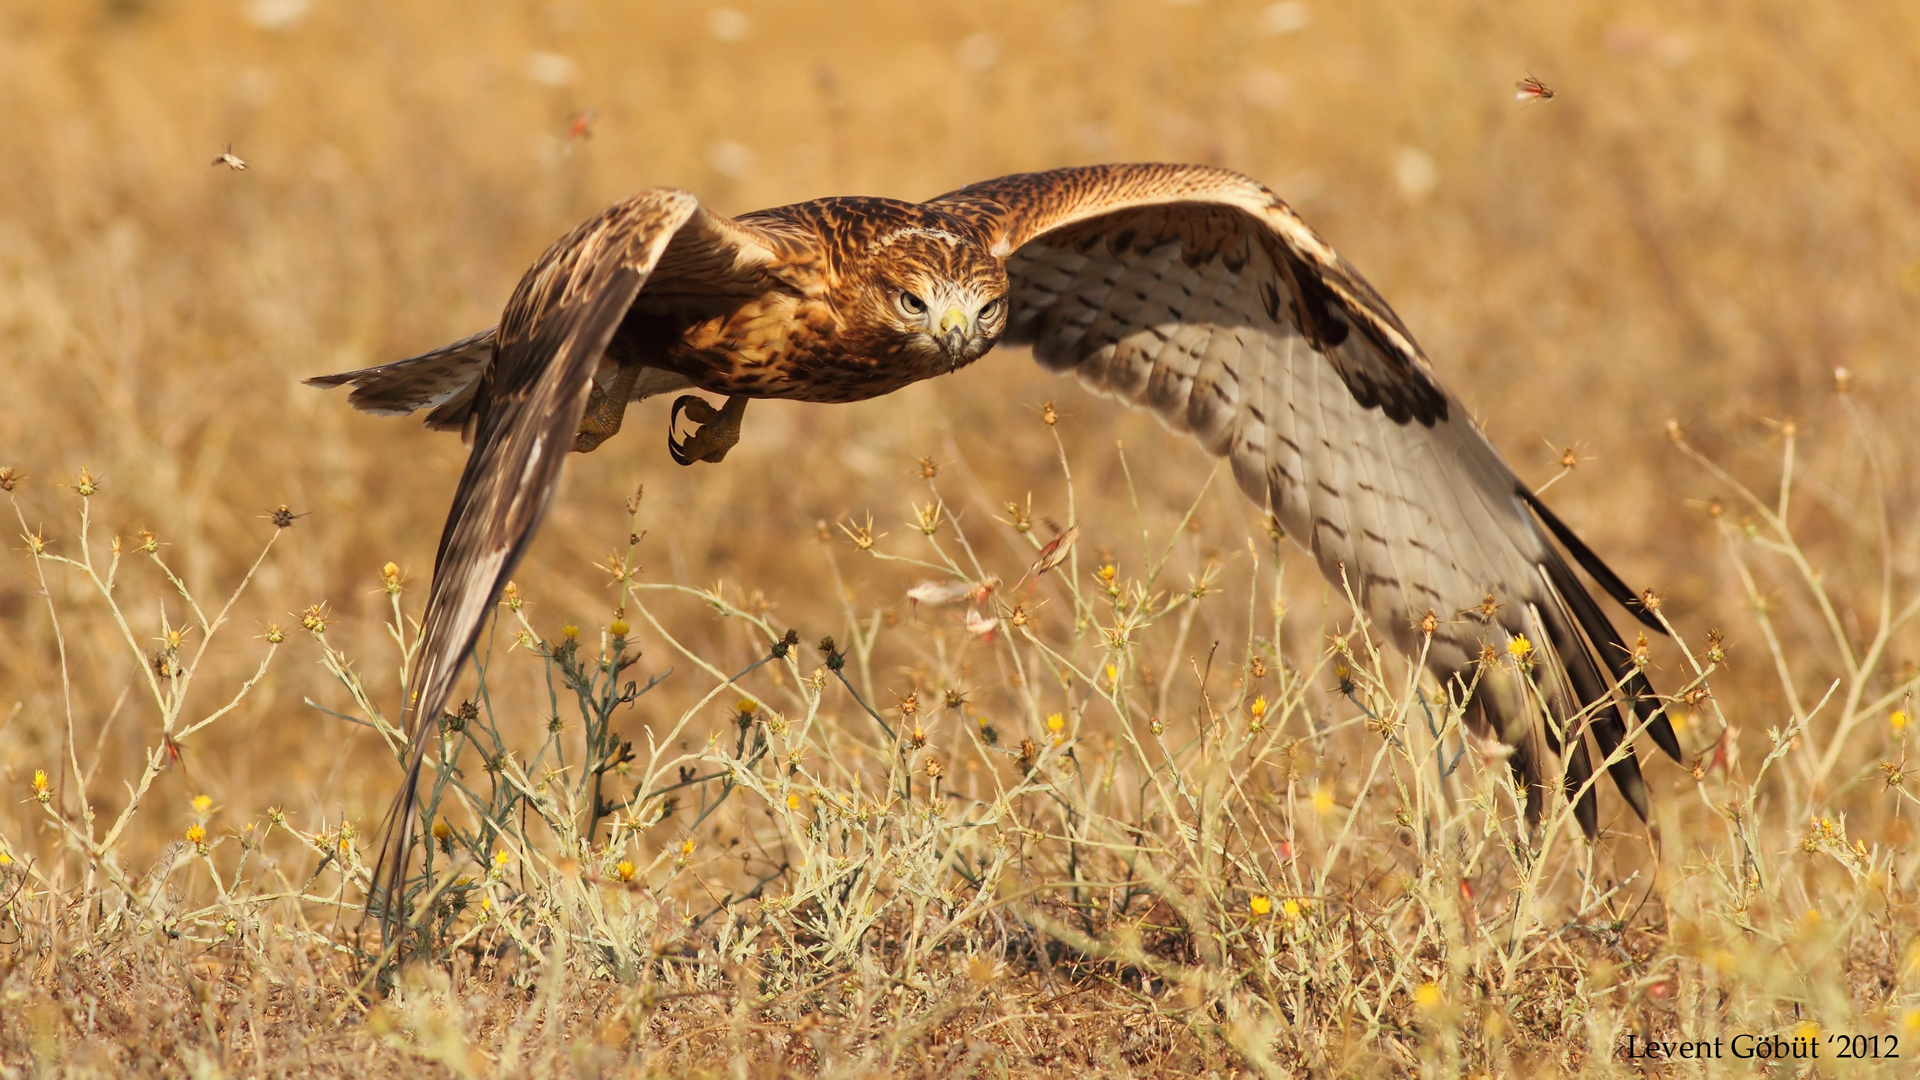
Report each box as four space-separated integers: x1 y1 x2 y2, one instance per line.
936 307 969 363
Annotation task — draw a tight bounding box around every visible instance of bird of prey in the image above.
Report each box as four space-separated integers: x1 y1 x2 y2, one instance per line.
310 163 1679 919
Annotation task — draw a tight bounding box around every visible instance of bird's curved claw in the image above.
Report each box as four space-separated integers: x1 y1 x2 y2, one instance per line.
668 394 747 466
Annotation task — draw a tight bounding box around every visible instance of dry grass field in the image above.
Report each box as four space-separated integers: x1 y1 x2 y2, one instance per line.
3 0 1920 1075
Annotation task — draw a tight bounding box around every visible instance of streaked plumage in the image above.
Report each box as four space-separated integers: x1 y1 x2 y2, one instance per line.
310 164 1679 923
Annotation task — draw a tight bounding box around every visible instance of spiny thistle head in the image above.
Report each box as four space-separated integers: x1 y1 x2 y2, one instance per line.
299 604 327 633
72 466 98 497
501 581 524 611
271 505 296 529
31 769 50 802
185 824 207 845
924 756 944 781
0 466 22 492
610 617 630 637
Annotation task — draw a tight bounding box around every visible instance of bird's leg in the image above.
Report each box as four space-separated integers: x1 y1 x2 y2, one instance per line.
574 362 645 453
668 394 749 465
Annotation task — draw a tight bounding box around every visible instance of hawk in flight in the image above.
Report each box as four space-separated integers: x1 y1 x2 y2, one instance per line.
311 164 1679 912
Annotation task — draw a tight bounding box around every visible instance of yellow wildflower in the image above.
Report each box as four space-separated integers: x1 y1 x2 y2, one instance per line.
432 820 451 842
561 624 580 641
610 618 630 637
185 824 206 844
786 793 802 810
615 860 636 882
679 838 696 856
191 794 212 815
0 851 13 866
1508 634 1533 660
1249 696 1268 719
737 698 759 716
1413 983 1443 1010
1249 895 1271 916
31 769 50 803
1282 899 1301 920
492 849 510 867
1893 710 1909 734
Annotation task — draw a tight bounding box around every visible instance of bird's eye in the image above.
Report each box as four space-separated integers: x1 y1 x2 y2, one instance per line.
978 297 1005 321
898 291 927 315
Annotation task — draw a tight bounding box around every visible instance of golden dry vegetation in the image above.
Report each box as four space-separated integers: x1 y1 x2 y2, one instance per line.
3 0 1920 1076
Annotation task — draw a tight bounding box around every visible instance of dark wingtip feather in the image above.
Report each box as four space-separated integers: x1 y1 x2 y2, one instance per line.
1564 740 1599 839
1520 486 1667 636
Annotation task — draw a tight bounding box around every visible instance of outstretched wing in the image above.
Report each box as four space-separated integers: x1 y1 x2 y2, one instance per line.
369 190 789 922
934 164 1679 835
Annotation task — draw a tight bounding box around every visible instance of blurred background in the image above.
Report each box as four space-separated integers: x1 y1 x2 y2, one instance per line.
2 0 1917 855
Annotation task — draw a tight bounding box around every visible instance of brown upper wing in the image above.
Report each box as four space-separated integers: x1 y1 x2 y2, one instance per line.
372 190 791 921
932 164 1678 835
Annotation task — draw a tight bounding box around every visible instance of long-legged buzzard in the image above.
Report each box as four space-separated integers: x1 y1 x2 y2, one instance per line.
311 164 1681 920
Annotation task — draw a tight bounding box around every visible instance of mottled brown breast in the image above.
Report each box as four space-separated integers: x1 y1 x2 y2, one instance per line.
621 196 1003 403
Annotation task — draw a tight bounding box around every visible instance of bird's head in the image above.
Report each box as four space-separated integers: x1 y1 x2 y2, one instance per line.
857 225 1010 372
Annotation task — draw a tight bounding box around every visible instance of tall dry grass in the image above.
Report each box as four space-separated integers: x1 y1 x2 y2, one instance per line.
2 0 1919 1075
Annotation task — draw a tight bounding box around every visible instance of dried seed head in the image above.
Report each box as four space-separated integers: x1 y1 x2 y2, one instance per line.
299 604 327 634
918 456 939 479
272 505 296 529
1640 588 1663 613
1707 498 1724 518
1559 446 1578 469
1834 366 1852 393
913 500 943 536
501 581 524 611
839 513 879 550
1666 419 1683 442
1249 656 1268 679
906 725 927 750
1040 400 1058 425
898 690 920 719
0 467 21 492
1704 628 1726 664
1419 609 1439 636
924 756 944 781
1004 499 1033 533
1009 605 1029 628
1148 716 1163 736
1017 738 1040 772
263 623 285 644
